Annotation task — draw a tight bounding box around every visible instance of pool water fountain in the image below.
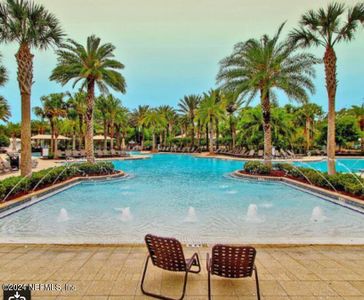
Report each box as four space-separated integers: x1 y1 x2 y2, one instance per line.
57 208 69 222
119 207 133 222
310 206 327 222
184 206 197 222
246 204 263 223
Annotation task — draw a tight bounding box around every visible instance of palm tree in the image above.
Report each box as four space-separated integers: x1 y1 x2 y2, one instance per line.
131 105 149 149
67 91 87 149
290 2 364 174
33 93 67 157
50 35 126 163
157 105 176 146
223 91 243 149
217 23 317 166
143 109 166 152
296 103 323 152
105 95 122 150
197 90 226 154
0 97 10 122
95 95 110 150
178 95 200 146
0 0 64 176
0 53 10 122
114 106 129 150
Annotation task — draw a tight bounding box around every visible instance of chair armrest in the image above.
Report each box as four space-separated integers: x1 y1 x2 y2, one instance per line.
186 252 199 269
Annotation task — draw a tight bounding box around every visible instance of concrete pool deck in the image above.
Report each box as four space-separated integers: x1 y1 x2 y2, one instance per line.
0 244 364 299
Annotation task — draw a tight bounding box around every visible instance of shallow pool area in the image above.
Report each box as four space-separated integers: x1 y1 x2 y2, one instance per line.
0 154 363 244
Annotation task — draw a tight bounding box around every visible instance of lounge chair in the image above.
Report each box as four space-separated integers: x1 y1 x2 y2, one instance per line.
257 150 263 158
207 244 260 300
72 150 81 158
247 149 255 157
95 149 104 158
141 234 201 300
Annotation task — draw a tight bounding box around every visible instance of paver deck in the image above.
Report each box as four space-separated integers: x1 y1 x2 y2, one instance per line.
0 244 363 299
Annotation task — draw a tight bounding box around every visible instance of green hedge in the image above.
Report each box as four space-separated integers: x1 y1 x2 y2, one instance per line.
274 163 364 196
0 161 115 201
244 161 272 175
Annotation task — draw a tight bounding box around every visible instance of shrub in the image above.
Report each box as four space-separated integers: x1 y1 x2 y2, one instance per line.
0 161 116 201
273 163 364 196
0 176 30 200
244 161 272 175
0 135 10 147
274 163 293 172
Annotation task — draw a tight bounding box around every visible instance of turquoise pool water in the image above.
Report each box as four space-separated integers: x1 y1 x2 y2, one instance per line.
0 154 363 244
293 158 364 173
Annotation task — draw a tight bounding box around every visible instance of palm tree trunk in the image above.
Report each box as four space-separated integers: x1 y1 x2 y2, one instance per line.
50 120 55 154
85 79 96 163
164 128 167 147
16 43 33 176
103 119 107 150
324 46 337 175
205 123 209 149
152 132 156 152
197 120 201 146
115 124 121 150
78 115 83 150
305 117 310 152
110 121 115 150
215 118 219 149
209 118 214 154
54 136 58 158
141 126 144 150
72 130 76 151
191 118 195 147
261 92 272 166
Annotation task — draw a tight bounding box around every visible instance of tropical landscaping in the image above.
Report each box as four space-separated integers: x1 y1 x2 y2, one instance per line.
0 0 362 198
0 1 364 299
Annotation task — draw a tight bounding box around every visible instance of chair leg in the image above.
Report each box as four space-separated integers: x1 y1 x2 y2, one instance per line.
141 255 190 300
208 271 211 300
254 266 261 300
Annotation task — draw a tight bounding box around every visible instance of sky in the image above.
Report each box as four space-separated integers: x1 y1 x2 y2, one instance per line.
0 0 363 123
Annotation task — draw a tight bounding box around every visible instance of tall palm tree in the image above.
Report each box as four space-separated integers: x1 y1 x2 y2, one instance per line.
290 2 364 174
0 0 64 176
33 93 67 157
197 90 226 154
143 109 166 152
50 35 126 163
178 95 201 146
131 105 149 149
217 23 317 166
0 53 10 122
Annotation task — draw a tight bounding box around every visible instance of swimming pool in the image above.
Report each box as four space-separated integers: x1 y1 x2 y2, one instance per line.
0 154 363 244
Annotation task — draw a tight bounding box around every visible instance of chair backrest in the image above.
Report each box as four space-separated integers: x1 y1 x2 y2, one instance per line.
144 234 186 272
210 244 256 278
